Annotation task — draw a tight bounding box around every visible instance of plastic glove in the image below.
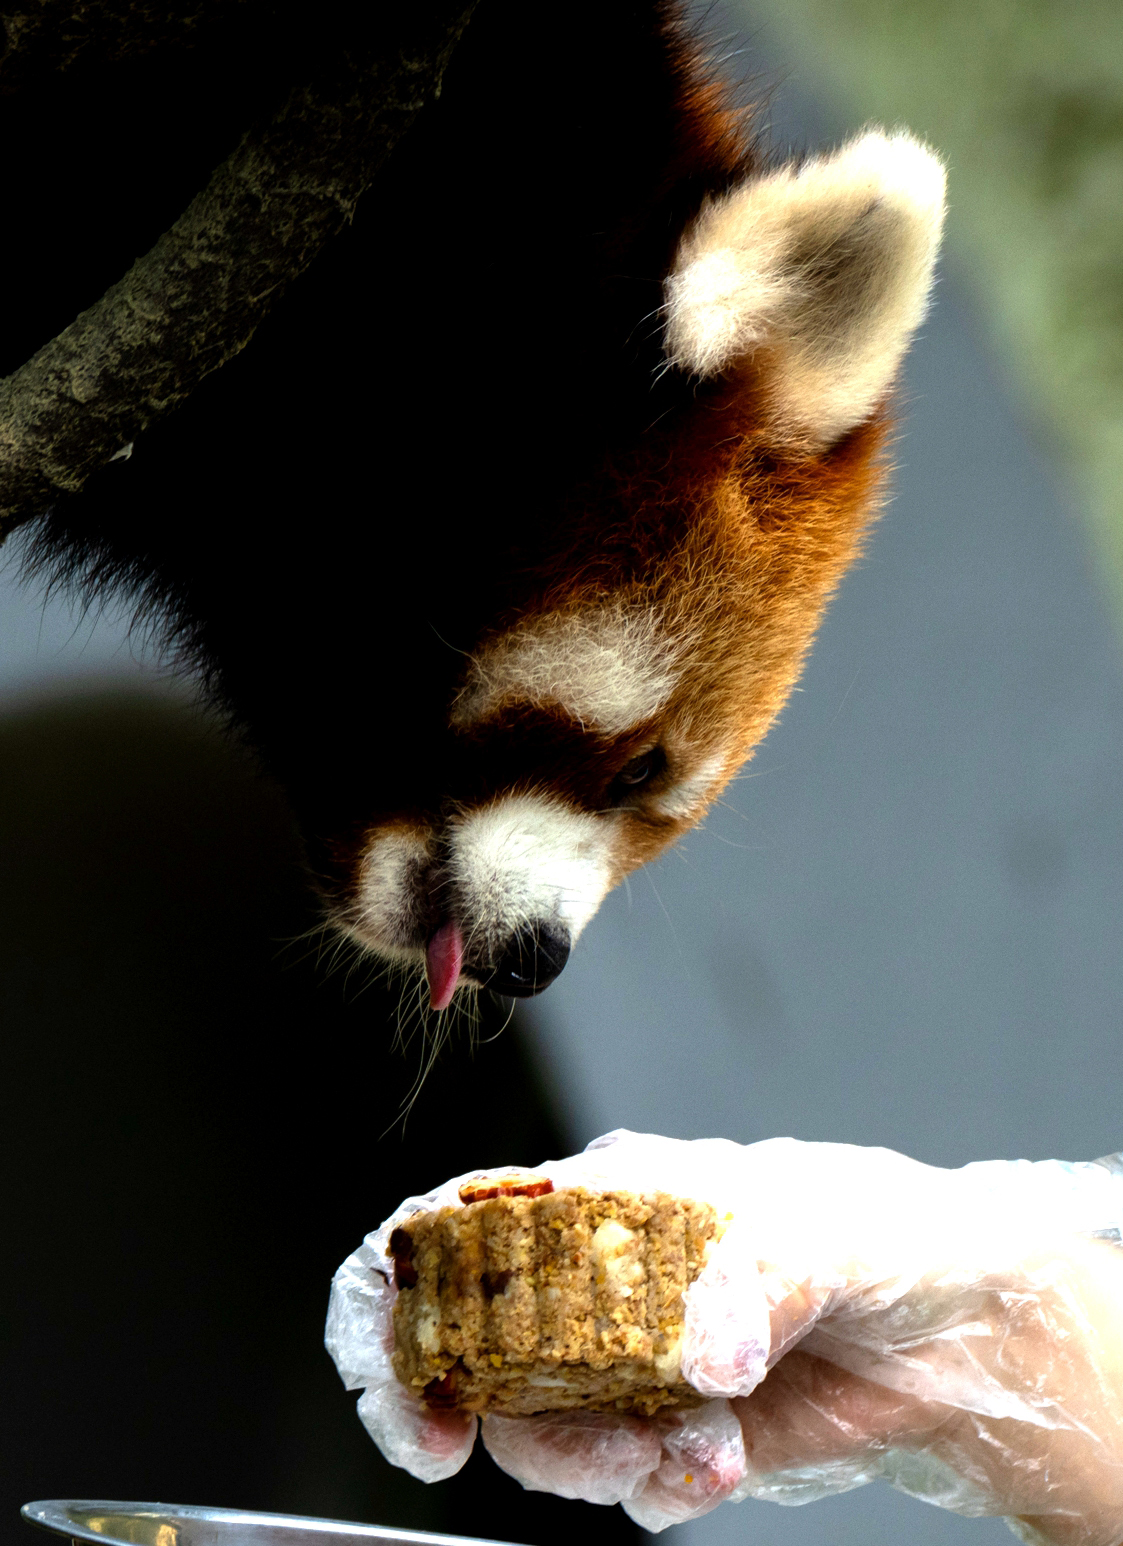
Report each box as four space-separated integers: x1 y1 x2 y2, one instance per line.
325 1130 1123 1543
325 1130 761 1504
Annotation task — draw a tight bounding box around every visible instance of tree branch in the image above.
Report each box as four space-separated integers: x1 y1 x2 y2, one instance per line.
0 0 253 92
0 1 476 537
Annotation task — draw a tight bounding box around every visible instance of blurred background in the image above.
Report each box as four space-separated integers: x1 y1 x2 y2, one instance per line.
3 2 1123 1546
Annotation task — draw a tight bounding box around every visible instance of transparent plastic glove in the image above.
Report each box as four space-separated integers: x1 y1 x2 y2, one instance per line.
325 1130 769 1519
325 1239 477 1481
325 1131 1123 1543
729 1148 1123 1546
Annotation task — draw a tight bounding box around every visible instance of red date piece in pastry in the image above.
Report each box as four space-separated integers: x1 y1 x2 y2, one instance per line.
422 1370 459 1409
457 1172 555 1204
388 1226 418 1289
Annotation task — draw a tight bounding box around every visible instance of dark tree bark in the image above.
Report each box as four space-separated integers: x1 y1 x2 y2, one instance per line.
0 0 252 90
0 0 476 538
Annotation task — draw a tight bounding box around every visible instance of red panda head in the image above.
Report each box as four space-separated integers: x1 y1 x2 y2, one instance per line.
327 130 946 1008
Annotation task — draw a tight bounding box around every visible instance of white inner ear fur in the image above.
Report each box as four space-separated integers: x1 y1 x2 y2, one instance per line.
452 603 678 736
663 129 947 446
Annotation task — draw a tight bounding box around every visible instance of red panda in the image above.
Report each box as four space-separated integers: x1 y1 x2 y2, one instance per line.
23 0 944 1010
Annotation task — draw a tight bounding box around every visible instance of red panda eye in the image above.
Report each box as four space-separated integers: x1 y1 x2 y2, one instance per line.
612 747 667 794
619 758 653 786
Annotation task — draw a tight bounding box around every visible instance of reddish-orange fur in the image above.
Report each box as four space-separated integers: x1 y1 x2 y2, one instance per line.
486 395 890 877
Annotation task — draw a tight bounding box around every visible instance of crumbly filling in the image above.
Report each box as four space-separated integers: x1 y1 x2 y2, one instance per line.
391 1185 718 1417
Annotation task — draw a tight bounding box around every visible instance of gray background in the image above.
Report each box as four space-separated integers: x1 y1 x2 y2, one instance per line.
4 19 1122 1546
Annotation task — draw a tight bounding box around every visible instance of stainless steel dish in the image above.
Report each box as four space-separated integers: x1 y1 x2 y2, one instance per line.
21 1501 520 1546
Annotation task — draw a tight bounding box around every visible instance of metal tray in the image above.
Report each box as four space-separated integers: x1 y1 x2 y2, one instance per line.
21 1501 520 1546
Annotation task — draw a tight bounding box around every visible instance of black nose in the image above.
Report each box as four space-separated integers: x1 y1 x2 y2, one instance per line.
482 924 571 998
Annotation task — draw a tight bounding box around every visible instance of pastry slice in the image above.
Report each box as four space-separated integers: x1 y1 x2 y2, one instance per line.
391 1176 717 1417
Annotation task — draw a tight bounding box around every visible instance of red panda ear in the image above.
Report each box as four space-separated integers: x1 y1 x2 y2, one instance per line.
663 130 946 448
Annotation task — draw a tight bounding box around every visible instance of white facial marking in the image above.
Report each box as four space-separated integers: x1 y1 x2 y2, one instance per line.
350 826 430 958
452 603 678 736
664 129 946 445
448 792 615 955
652 750 730 820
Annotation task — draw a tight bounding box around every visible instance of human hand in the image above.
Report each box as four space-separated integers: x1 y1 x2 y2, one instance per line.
324 1129 762 1507
325 1131 1123 1543
734 1186 1123 1546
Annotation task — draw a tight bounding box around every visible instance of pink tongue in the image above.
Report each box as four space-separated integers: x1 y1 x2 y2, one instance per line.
426 920 464 1012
